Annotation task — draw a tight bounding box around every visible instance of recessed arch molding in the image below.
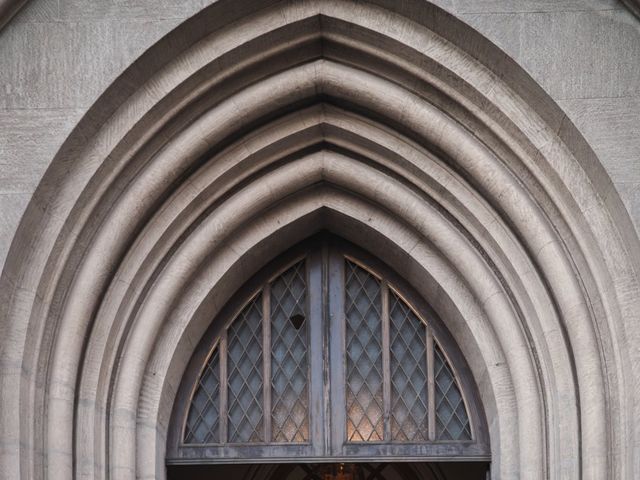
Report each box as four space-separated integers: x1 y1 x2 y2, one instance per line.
1 1 639 479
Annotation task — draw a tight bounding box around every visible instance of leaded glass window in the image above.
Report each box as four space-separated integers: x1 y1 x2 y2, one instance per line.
435 345 472 441
270 262 309 442
184 349 220 444
226 295 264 443
170 239 488 464
345 261 384 442
389 291 428 442
340 261 471 445
182 260 310 446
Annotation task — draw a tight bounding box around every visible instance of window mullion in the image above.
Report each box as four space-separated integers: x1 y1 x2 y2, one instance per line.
219 331 228 443
262 284 272 443
308 250 326 456
426 326 436 441
328 249 346 455
381 281 391 442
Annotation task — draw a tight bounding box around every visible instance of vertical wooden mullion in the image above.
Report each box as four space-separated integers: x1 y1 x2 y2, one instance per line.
381 281 391 442
308 249 327 457
262 285 271 443
219 331 228 444
426 326 436 441
321 246 331 455
328 249 346 455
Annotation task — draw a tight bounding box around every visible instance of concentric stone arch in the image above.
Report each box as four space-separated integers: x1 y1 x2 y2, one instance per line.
1 1 639 479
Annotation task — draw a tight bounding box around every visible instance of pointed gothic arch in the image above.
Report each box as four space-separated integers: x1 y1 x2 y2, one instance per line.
1 1 639 479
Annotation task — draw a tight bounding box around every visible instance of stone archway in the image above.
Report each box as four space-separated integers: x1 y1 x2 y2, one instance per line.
1 1 639 479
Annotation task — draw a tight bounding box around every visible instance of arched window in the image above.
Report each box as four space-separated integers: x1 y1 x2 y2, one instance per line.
167 238 489 464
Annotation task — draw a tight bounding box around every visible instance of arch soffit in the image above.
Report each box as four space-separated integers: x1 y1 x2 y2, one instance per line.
0 2 638 480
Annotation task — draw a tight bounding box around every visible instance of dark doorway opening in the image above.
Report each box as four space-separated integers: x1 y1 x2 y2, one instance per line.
167 461 490 479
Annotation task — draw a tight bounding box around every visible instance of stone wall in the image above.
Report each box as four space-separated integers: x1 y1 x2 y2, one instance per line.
1 0 638 274
0 2 639 479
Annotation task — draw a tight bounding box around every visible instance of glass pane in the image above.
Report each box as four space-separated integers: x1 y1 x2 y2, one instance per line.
227 295 264 443
435 344 471 441
389 292 428 442
184 348 220 444
344 260 384 442
270 260 309 442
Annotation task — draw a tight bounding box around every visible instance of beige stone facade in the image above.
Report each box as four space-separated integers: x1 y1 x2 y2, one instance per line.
1 1 639 479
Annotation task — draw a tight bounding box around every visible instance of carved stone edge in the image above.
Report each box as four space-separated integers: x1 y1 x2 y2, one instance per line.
0 0 29 32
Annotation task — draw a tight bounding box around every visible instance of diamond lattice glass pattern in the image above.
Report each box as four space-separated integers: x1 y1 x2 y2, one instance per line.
184 348 220 444
345 260 384 442
389 292 428 442
227 295 264 443
270 260 309 442
435 345 471 441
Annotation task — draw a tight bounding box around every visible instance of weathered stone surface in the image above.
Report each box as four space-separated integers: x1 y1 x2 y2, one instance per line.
0 109 83 192
57 0 212 21
0 0 637 272
613 182 640 235
0 2 639 480
557 97 640 239
0 108 84 268
0 0 216 276
459 9 640 100
621 0 640 19
420 4 640 242
0 193 29 274
0 18 197 109
432 0 622 13
558 97 640 182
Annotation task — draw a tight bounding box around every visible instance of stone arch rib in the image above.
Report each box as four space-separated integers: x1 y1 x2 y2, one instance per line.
0 2 638 480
